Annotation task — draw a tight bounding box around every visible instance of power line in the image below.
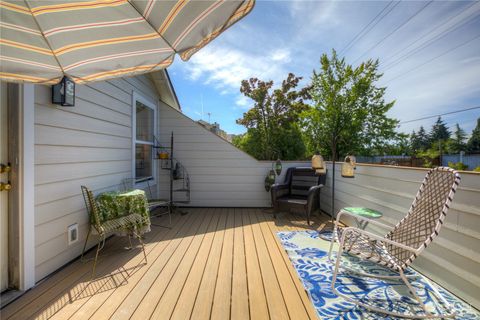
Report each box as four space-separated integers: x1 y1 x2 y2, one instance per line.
382 6 480 71
384 32 480 83
339 1 395 55
382 2 478 68
353 1 433 64
398 106 480 124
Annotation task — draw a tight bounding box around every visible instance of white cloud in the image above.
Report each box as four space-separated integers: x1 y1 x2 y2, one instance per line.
183 45 291 93
171 1 480 134
235 95 251 110
271 49 292 63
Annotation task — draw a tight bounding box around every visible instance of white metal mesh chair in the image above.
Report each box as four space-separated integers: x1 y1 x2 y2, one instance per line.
329 167 461 318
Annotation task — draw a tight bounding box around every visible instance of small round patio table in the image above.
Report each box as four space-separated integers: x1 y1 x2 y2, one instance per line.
319 207 383 242
340 207 383 230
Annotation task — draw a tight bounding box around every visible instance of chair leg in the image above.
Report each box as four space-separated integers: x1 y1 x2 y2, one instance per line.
80 227 91 262
134 231 147 264
331 240 456 318
91 237 103 278
127 234 133 249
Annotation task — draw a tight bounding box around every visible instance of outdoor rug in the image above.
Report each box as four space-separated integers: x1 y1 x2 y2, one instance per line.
277 230 480 319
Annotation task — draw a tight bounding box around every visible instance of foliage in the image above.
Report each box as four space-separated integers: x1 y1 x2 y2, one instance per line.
445 123 467 154
448 161 468 171
429 116 450 143
378 133 410 155
235 73 310 160
301 49 398 160
467 118 480 153
474 166 480 172
410 126 430 154
417 148 439 168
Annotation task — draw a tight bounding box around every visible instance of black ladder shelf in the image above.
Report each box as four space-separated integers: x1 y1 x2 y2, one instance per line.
153 132 191 213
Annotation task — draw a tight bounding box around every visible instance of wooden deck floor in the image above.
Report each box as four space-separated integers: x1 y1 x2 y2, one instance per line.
1 208 329 320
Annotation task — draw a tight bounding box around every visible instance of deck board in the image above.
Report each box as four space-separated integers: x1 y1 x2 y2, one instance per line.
1 208 327 320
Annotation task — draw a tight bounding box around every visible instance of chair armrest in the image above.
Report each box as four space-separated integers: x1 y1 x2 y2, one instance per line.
271 183 289 190
307 184 324 197
340 227 418 253
306 184 324 215
335 209 393 231
271 183 289 199
271 183 289 209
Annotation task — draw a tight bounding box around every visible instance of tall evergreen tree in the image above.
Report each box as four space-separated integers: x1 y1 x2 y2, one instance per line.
467 118 480 153
447 123 467 154
416 126 430 151
410 130 421 154
430 116 450 142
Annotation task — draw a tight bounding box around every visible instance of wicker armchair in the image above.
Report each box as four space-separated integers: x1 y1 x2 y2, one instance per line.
329 167 461 318
271 167 326 225
80 186 147 277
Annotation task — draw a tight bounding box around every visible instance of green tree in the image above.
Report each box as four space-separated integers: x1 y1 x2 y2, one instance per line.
410 131 421 154
467 118 480 153
446 123 467 154
430 116 450 143
416 126 430 150
381 133 410 155
302 49 398 160
235 73 309 160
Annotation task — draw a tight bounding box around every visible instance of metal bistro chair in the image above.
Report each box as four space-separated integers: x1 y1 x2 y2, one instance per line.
329 167 461 319
80 186 147 278
122 178 171 225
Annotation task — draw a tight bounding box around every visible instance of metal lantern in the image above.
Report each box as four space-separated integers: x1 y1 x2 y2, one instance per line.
311 154 326 174
274 158 282 176
52 76 75 106
341 155 356 178
264 169 276 191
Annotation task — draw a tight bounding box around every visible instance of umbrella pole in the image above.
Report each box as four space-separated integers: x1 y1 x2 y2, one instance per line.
331 158 335 226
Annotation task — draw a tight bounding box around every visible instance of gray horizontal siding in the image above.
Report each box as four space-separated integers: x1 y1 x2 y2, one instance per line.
158 102 285 207
33 74 159 281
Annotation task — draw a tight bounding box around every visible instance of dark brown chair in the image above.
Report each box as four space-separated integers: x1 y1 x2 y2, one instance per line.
271 167 326 225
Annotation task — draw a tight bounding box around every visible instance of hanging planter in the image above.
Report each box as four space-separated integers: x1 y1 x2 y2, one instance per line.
157 150 169 159
264 169 276 192
274 159 282 176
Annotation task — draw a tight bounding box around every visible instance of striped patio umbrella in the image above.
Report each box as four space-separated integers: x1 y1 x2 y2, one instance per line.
0 0 254 84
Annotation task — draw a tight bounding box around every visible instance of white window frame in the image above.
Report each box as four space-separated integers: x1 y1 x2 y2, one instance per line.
132 91 157 188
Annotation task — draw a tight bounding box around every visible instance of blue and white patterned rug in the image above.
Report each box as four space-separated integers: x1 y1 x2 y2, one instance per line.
277 230 480 320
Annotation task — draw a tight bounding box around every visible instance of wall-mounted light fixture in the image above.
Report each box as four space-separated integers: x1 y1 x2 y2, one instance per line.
52 76 75 106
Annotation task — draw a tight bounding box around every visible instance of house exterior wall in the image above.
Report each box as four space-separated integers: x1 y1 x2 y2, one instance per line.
33 74 160 281
157 101 278 207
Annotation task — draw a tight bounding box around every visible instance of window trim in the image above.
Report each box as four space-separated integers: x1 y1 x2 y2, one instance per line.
132 91 157 187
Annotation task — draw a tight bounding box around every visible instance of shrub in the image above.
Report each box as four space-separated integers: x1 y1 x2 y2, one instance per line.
448 161 468 171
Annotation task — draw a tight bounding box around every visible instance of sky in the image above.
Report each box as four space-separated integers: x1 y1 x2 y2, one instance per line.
168 0 480 137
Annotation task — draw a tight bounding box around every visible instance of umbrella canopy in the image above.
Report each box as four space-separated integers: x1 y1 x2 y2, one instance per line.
0 0 254 84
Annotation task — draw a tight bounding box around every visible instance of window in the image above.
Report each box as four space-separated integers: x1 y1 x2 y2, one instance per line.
133 94 156 182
